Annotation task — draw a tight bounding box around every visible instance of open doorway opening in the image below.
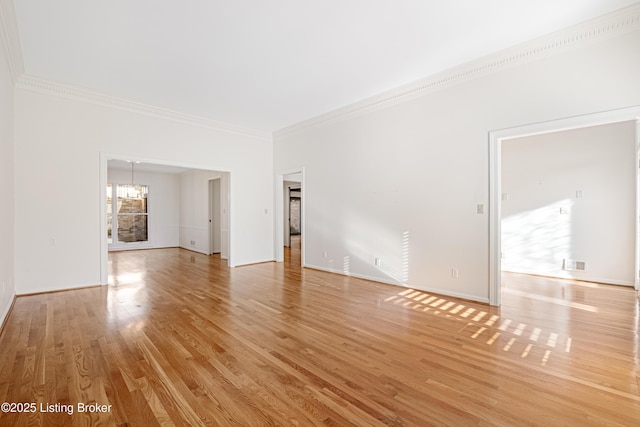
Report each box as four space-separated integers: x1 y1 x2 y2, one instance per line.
100 155 231 285
289 194 301 238
501 122 635 286
286 184 302 265
489 106 640 306
275 168 304 266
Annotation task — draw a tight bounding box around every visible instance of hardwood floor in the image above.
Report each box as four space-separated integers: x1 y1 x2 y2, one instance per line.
0 245 639 426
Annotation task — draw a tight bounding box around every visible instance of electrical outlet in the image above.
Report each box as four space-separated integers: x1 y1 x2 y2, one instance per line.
322 251 327 258
49 238 56 246
374 258 381 267
451 268 459 279
190 240 196 245
476 204 484 214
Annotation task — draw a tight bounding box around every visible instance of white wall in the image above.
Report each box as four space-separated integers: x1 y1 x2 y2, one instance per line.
179 169 229 256
273 30 640 302
502 122 636 285
0 23 15 325
107 168 181 250
14 89 273 294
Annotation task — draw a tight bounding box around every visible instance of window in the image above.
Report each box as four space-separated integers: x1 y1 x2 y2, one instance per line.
107 184 149 246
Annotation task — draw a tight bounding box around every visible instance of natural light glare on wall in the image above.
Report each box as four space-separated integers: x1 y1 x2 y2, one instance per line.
502 199 574 277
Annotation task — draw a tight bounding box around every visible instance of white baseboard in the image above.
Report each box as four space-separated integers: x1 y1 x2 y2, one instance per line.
0 294 16 335
502 269 635 287
304 264 489 304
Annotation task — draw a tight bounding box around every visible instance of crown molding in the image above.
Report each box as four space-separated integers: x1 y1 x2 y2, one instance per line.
274 3 640 139
15 75 272 142
0 0 25 82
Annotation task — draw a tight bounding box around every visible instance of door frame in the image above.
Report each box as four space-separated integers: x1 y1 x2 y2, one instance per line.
489 106 640 306
100 153 233 284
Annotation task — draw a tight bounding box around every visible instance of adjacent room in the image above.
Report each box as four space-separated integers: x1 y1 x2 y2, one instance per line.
105 159 230 259
501 121 636 287
1 1 639 425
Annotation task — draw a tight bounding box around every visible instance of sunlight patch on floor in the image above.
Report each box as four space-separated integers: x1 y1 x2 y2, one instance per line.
384 287 574 366
503 287 598 312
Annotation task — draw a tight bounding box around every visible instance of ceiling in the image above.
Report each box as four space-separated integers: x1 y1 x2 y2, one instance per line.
12 0 640 133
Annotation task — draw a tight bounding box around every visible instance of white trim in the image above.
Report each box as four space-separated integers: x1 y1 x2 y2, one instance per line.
0 294 15 333
300 169 306 267
306 264 489 304
636 119 640 292
0 0 24 82
176 247 210 256
227 172 234 267
501 270 635 287
489 105 640 306
275 3 640 139
15 74 272 141
488 133 502 306
99 153 108 285
274 174 284 262
107 243 155 252
16 283 100 296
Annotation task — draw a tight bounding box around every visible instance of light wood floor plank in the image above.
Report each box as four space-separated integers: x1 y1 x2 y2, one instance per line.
0 244 639 425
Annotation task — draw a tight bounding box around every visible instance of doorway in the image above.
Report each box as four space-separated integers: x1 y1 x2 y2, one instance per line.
100 154 232 284
489 106 640 306
289 194 301 237
275 168 304 265
287 188 302 264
